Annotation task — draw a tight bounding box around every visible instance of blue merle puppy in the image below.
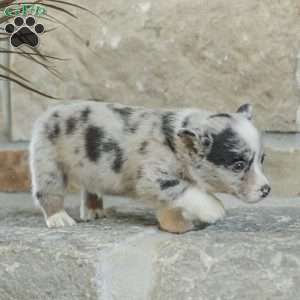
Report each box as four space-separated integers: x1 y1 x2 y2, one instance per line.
30 102 270 233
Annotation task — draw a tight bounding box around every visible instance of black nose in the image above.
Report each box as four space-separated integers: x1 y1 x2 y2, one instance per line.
261 184 271 198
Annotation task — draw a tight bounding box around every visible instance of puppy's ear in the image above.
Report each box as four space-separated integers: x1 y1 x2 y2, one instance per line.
237 103 253 120
177 129 213 156
177 129 198 153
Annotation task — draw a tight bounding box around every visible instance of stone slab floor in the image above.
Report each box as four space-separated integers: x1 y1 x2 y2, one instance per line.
0 193 300 300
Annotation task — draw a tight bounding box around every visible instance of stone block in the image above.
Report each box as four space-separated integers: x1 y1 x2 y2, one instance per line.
1 194 300 299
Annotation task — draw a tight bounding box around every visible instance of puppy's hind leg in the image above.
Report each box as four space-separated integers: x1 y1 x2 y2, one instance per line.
33 175 76 228
37 193 76 228
33 169 76 228
80 190 104 221
30 133 76 228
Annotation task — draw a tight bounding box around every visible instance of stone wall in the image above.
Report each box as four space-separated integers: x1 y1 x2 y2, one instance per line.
0 0 299 196
7 0 300 140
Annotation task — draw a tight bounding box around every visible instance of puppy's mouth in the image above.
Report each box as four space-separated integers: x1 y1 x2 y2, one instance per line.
235 192 265 204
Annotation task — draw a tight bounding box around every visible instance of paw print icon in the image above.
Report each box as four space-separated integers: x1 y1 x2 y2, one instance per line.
5 16 44 48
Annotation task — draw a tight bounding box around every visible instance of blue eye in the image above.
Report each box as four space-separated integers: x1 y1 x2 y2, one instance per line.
232 161 246 172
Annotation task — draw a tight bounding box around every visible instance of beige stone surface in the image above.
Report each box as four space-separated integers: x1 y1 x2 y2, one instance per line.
264 147 300 197
1 194 300 300
9 0 300 140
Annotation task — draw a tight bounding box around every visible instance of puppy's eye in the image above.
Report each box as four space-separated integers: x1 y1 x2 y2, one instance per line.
261 153 266 164
232 161 246 172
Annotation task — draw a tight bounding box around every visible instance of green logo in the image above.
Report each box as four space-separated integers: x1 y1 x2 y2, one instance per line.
4 4 47 17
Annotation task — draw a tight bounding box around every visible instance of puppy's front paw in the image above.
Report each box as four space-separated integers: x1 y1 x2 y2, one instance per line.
176 188 226 224
198 202 226 224
46 210 76 228
157 207 194 234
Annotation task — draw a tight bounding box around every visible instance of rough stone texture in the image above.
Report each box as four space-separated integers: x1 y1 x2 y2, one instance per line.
9 0 300 140
1 194 300 300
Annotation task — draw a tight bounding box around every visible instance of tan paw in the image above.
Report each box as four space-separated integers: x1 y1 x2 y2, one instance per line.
157 207 194 234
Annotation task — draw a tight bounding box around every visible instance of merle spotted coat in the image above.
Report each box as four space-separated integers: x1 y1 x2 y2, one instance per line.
30 102 270 232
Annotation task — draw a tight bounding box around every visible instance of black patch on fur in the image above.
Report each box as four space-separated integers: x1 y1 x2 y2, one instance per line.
35 191 42 199
139 141 148 154
66 117 77 135
182 116 190 128
52 112 59 118
209 113 231 119
102 139 124 172
110 106 135 133
81 107 91 123
85 126 104 162
111 145 124 172
161 113 176 153
158 179 180 190
112 107 133 119
237 104 250 114
85 125 125 171
244 154 254 172
207 127 247 168
102 140 115 152
47 123 60 141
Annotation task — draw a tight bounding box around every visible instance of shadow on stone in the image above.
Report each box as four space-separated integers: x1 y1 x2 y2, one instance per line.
1 200 300 234
208 207 300 233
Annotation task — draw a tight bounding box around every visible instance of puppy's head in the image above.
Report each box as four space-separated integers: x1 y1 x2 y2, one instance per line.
176 104 270 203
